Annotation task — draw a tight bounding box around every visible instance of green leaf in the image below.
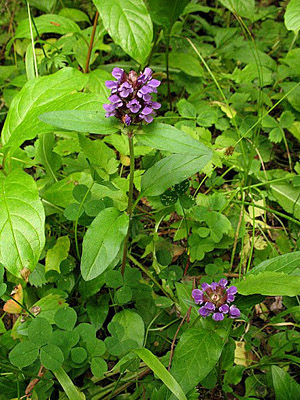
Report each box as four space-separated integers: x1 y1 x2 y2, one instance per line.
9 341 39 368
105 310 144 357
250 251 300 275
169 53 204 77
71 347 88 364
59 8 90 23
35 132 61 180
55 307 77 331
271 183 300 220
15 14 80 39
284 0 300 33
45 236 70 273
134 348 187 400
93 0 153 64
0 170 45 278
235 271 300 296
219 0 255 21
54 367 86 400
272 365 300 400
29 0 57 13
1 68 100 148
40 344 64 371
169 328 223 399
81 208 129 281
28 317 53 348
33 294 66 324
148 0 189 30
91 357 107 377
39 110 119 135
137 123 210 156
141 153 212 197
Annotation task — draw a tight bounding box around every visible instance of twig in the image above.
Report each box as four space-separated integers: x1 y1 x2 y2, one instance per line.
25 365 45 397
84 11 99 73
168 313 188 371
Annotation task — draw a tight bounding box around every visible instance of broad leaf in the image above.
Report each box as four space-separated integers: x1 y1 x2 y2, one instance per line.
0 170 45 278
148 0 189 31
9 341 39 368
105 310 144 357
284 0 300 33
169 328 223 398
137 123 210 156
272 365 300 400
1 68 101 148
45 236 70 273
250 251 300 275
81 207 129 281
235 272 300 296
15 14 80 39
40 344 64 371
134 348 187 400
93 0 153 64
141 152 212 197
219 0 255 21
35 132 61 180
271 183 300 220
39 110 119 135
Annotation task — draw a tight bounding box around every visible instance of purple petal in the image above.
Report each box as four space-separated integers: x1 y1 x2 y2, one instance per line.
218 278 228 287
109 94 123 107
143 94 152 102
112 67 124 80
229 305 240 318
148 79 161 88
227 294 235 303
103 104 115 112
199 306 210 317
142 114 154 123
127 99 141 113
211 282 218 290
227 286 237 295
151 102 161 110
124 115 131 126
143 67 152 80
192 289 202 298
201 283 210 291
141 106 153 116
212 312 224 321
105 80 118 92
219 304 229 314
204 302 215 311
118 82 133 98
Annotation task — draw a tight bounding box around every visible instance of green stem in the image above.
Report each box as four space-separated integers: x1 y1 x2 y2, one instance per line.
165 32 172 110
121 132 135 275
128 254 176 302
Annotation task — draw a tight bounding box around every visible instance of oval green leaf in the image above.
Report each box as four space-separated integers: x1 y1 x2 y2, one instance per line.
284 0 300 33
9 341 39 369
0 170 45 278
81 208 129 281
40 344 64 371
93 0 153 64
141 152 212 197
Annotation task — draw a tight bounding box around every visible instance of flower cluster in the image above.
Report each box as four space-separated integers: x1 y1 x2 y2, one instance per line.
192 279 240 322
103 67 161 126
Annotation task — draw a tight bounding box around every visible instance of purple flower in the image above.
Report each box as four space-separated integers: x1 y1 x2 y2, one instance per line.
118 82 133 98
127 99 141 113
193 278 240 321
105 81 118 93
229 305 240 318
212 312 224 321
103 103 116 117
124 115 131 126
112 67 124 80
109 94 123 108
104 67 161 125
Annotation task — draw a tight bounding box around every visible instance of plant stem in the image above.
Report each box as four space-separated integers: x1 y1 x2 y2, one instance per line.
121 132 135 275
84 11 99 73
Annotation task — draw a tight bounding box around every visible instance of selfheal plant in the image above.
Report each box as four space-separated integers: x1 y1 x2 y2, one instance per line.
192 279 240 322
103 67 161 125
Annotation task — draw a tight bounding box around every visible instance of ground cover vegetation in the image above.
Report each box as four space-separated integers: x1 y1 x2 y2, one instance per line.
0 0 300 399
